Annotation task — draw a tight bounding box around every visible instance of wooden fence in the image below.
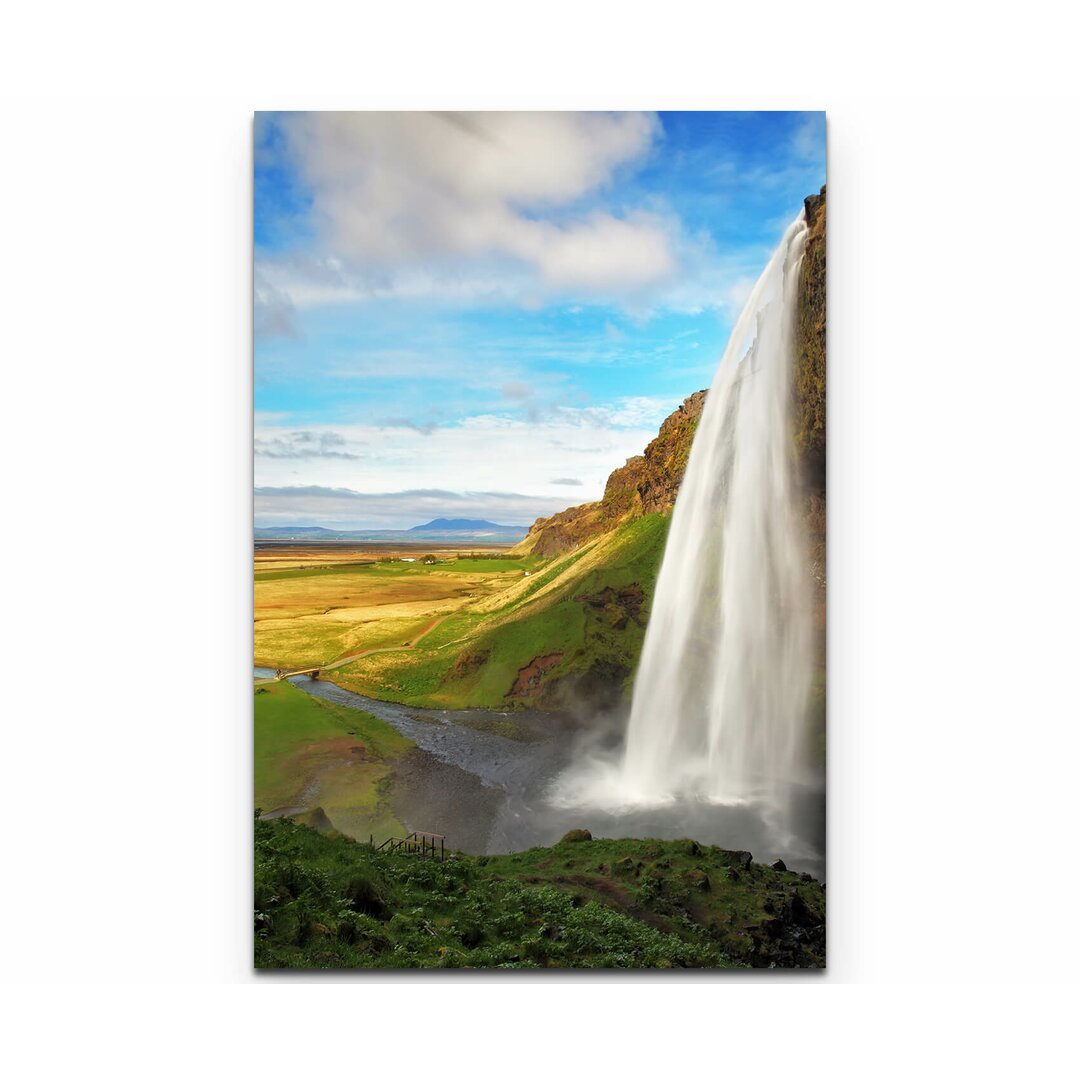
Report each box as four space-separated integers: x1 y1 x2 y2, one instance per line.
371 830 446 861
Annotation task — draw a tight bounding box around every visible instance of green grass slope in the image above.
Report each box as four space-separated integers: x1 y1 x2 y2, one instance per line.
255 816 826 969
254 680 411 841
332 512 671 710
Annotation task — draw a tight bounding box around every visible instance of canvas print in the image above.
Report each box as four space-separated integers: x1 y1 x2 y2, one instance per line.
254 111 826 969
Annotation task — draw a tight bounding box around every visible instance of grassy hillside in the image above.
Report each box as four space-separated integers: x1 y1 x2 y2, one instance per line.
255 816 826 969
254 680 411 841
331 512 671 709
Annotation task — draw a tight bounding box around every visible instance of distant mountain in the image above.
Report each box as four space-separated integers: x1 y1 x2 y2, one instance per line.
409 518 524 534
255 526 341 538
254 519 528 542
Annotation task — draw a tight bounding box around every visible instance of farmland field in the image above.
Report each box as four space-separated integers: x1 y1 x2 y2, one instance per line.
254 542 540 672
255 518 670 711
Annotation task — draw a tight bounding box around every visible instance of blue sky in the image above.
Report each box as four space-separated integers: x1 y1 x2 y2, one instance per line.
254 111 825 529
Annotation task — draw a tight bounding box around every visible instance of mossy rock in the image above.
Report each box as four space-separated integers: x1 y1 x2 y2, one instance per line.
559 828 593 843
686 868 711 891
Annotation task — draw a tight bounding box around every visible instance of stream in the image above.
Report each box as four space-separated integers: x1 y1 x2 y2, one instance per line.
255 668 825 879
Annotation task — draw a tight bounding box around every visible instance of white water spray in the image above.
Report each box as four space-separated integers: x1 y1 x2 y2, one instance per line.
553 213 815 815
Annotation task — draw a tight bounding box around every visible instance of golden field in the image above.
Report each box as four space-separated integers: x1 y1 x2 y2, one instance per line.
253 543 535 671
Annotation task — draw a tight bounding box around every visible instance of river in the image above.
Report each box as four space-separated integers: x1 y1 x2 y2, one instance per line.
255 668 825 879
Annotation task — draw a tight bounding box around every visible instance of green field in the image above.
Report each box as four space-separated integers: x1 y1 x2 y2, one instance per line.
254 815 826 969
254 680 411 842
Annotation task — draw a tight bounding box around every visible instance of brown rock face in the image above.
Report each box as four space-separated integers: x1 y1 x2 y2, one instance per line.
794 184 826 496
795 185 826 640
603 455 646 511
637 389 707 514
509 653 564 697
519 389 708 556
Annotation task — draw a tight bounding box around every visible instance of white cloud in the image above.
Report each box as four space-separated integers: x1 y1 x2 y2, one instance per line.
253 401 673 526
267 111 680 305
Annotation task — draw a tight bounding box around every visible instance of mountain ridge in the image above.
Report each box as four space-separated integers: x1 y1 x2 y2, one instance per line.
409 518 523 534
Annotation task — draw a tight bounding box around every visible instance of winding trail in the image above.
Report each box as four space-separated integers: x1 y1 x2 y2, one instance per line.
255 615 448 686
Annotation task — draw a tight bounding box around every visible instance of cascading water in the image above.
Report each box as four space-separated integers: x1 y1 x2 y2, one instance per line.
552 213 815 819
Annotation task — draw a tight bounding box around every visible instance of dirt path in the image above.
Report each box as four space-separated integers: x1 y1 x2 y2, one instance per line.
256 614 448 685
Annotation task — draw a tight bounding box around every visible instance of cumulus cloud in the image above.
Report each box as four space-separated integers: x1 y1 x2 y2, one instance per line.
265 111 679 305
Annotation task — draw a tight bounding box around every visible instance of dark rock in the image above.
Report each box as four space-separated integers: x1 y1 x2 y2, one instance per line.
686 868 711 891
686 840 703 857
780 894 818 929
771 859 787 872
733 850 753 869
800 872 813 883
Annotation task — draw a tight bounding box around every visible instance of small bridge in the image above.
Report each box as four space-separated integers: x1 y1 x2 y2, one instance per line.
273 666 320 680
371 830 447 861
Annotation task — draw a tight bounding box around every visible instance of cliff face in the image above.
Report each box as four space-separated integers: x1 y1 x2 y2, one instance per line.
794 185 826 613
795 185 826 496
519 389 707 557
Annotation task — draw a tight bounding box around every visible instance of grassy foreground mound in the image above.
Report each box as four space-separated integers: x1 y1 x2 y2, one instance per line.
254 816 825 970
254 680 410 841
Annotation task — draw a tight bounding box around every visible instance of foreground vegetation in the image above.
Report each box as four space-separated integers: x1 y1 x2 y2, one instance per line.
254 815 825 970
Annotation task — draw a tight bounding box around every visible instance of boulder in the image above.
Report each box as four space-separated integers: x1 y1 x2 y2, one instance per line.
559 828 593 843
686 868 711 891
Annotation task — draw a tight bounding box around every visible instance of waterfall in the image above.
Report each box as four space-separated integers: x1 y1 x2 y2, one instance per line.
552 213 815 815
